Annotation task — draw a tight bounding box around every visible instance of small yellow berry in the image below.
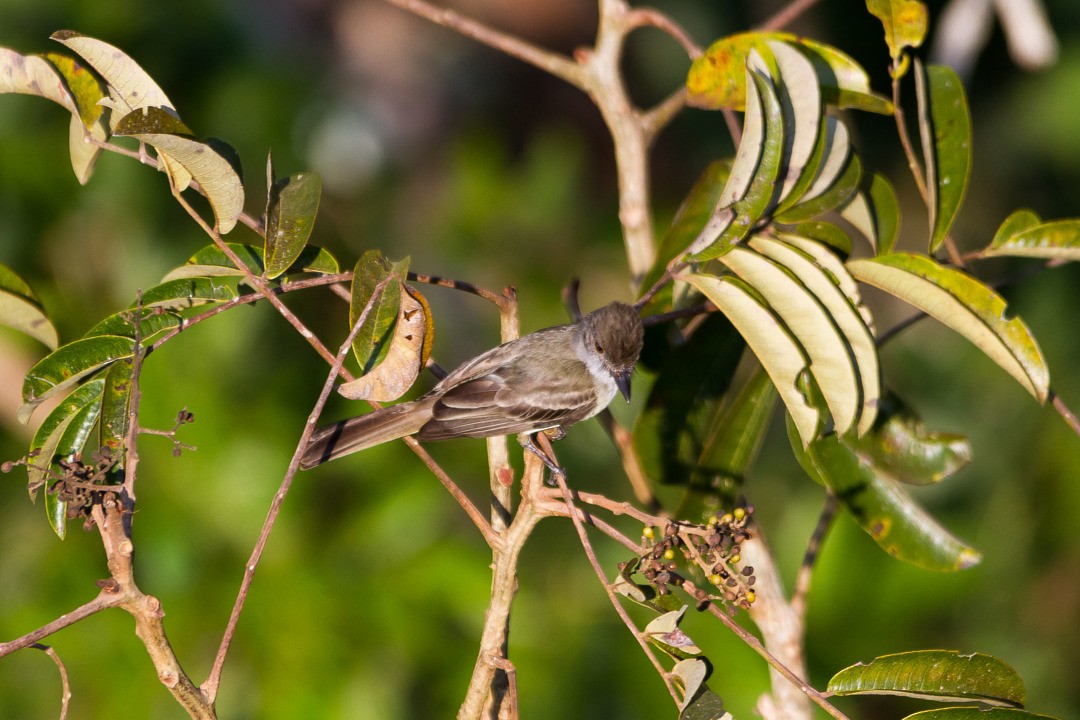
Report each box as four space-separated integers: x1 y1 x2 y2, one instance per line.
706 514 719 527
733 507 746 520
708 574 722 586
642 526 655 540
730 554 741 564
663 548 676 561
746 590 756 603
720 513 733 525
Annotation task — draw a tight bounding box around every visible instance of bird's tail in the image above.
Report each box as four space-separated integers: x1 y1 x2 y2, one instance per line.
300 399 434 469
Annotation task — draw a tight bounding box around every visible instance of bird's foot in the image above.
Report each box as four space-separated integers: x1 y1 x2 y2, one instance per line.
520 434 565 485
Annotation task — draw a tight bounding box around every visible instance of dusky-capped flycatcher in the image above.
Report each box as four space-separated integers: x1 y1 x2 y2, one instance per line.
300 301 644 469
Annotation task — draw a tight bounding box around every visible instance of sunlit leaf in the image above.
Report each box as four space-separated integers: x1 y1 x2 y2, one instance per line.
339 285 432 402
20 336 135 424
775 145 861 225
138 277 241 310
749 235 879 435
991 209 1041 246
691 49 785 260
673 658 730 719
51 30 176 129
841 172 900 254
350 251 409 375
0 264 59 349
769 40 822 206
0 47 78 113
720 244 862 435
866 0 929 78
687 32 891 114
99 357 133 456
683 273 819 444
780 233 874 329
265 169 322 279
985 217 1080 261
916 61 972 253
26 377 105 516
789 407 981 571
829 650 1025 706
847 254 1049 403
114 107 245 234
162 243 339 281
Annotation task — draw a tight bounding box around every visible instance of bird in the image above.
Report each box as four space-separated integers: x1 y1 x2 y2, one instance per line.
300 301 644 469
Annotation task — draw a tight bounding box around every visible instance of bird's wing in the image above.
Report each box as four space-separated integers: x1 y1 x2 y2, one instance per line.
418 374 589 440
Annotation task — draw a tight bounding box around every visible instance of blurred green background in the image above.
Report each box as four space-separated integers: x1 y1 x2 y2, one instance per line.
1 0 1078 718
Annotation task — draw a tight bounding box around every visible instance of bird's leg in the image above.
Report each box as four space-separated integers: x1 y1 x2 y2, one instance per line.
520 431 566 484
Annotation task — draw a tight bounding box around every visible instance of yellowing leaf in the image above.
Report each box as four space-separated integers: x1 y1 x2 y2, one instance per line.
865 0 929 77
339 285 432 402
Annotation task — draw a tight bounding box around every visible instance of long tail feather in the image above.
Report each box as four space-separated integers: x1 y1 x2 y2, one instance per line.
300 400 433 469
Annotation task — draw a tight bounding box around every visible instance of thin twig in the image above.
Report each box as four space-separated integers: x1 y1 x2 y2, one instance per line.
32 644 71 720
549 465 680 705
202 276 396 703
1051 390 1080 438
791 493 837 620
758 0 823 31
382 0 583 87
682 581 851 720
1 595 115 656
892 73 930 205
626 7 702 58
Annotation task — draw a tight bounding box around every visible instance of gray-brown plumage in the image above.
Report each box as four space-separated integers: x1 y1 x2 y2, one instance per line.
300 302 644 469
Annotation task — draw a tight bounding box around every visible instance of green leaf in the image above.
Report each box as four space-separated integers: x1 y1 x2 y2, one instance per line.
641 161 732 312
847 254 1049 403
114 107 245 234
865 0 929 78
265 170 323 279
828 650 1025 706
632 314 746 489
138 277 240 311
840 172 900 254
851 393 971 485
99 357 134 456
683 274 819 445
788 397 981 571
85 309 183 342
19 336 135 424
675 367 778 523
691 49 785 260
749 235 880 435
991 209 1041 247
0 264 59 349
350 251 409 375
163 243 264 280
903 709 1059 720
673 658 730 719
916 61 972 253
26 377 105 531
686 32 891 114
162 243 339 282
720 243 866 436
986 217 1080 261
775 145 862 225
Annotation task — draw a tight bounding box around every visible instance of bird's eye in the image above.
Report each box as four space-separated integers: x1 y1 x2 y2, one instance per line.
595 342 604 354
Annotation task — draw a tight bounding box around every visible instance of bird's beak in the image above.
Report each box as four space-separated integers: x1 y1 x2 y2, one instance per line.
614 368 633 402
